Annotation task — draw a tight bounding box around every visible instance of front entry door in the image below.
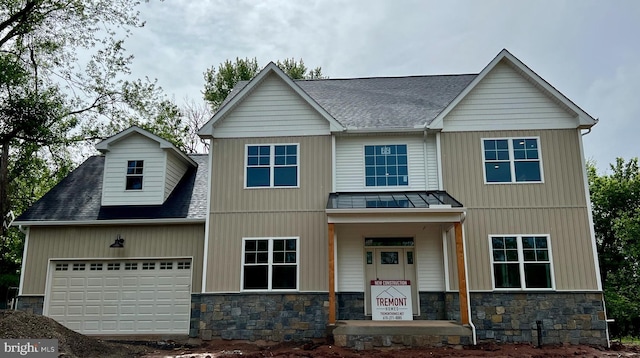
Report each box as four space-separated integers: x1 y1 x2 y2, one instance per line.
365 247 418 315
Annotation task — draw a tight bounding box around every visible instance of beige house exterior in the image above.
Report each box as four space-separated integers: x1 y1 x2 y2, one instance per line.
15 49 607 346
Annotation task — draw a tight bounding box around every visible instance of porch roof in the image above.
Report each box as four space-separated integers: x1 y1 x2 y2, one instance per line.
326 191 463 210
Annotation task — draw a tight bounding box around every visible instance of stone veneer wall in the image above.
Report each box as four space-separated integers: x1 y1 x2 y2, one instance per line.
191 293 329 341
15 296 44 315
337 292 453 320
471 292 608 346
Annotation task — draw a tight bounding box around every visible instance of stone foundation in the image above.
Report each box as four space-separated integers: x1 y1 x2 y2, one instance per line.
15 296 44 315
191 293 328 341
471 292 608 346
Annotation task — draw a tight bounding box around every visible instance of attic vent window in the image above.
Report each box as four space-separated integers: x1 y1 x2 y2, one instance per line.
126 160 144 190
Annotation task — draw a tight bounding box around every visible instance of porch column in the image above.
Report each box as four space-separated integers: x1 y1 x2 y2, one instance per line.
328 223 336 324
455 222 470 325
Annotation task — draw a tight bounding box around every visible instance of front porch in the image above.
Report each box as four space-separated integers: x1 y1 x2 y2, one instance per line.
329 320 473 349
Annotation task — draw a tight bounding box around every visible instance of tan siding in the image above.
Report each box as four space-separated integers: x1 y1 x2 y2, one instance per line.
215 73 330 138
102 135 165 206
443 61 577 131
207 212 327 292
23 224 204 295
210 136 331 212
441 130 587 209
462 208 598 291
441 129 597 291
206 135 331 292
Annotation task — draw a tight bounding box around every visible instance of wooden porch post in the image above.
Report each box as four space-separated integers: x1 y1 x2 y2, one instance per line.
455 222 470 325
328 223 336 324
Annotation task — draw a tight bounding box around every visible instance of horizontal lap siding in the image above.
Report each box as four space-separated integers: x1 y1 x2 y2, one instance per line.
206 136 331 292
102 135 166 206
164 151 189 201
22 224 205 295
214 73 330 138
441 129 598 291
335 135 430 191
335 223 444 292
443 61 577 131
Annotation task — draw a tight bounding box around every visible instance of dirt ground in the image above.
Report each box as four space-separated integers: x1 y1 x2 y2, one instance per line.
141 339 640 358
2 310 640 357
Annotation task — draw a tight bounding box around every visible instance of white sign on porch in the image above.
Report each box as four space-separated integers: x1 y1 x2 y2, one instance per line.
370 280 413 321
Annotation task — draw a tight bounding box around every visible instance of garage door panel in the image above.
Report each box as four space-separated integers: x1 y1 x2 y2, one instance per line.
46 259 192 335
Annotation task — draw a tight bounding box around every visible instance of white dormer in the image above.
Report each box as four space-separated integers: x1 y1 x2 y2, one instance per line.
96 126 197 206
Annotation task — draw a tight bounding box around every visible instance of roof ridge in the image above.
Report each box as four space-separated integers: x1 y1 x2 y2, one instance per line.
295 73 478 81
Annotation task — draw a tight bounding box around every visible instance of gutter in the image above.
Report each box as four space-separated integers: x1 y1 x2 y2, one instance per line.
459 213 477 345
13 218 206 226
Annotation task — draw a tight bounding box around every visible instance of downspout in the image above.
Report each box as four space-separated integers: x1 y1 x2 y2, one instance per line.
460 213 477 345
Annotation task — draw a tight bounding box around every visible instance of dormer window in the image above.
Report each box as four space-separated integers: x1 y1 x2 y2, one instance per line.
126 160 144 190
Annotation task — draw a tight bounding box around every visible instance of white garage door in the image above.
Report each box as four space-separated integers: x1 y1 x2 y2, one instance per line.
45 259 192 335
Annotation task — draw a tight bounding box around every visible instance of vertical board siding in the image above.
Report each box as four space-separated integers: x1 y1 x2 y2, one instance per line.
443 61 577 131
214 73 330 138
441 129 597 291
207 212 327 292
207 136 331 292
335 135 430 191
461 208 597 291
23 224 205 295
102 135 166 206
209 136 332 213
335 223 444 292
441 130 587 209
164 151 189 201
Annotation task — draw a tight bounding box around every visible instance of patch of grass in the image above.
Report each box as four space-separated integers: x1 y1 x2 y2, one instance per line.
620 336 640 345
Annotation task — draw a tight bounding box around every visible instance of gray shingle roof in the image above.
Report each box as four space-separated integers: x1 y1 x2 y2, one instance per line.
15 154 209 222
222 74 477 129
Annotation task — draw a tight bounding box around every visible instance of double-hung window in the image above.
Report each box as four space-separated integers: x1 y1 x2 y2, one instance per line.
364 144 409 187
490 235 553 290
482 138 542 183
126 160 144 190
242 237 298 291
246 144 298 188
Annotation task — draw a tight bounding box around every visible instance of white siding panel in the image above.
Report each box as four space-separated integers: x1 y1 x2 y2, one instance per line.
101 134 165 206
214 74 330 138
443 62 577 131
164 151 189 200
337 233 365 292
425 135 439 190
416 230 445 291
335 135 428 191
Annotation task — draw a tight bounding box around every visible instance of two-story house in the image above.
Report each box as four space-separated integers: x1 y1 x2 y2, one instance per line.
14 49 608 347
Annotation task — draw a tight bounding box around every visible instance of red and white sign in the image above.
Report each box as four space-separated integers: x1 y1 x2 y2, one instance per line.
370 280 413 321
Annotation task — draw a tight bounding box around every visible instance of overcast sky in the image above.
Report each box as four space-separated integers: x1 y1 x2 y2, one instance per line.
123 0 639 172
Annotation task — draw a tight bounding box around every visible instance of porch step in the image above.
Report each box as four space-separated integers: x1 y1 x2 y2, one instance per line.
330 320 472 349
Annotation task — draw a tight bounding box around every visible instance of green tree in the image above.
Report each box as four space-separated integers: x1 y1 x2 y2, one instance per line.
0 0 190 305
203 57 325 111
588 158 640 337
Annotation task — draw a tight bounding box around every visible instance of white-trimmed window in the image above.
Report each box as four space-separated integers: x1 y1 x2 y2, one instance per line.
482 138 542 183
242 237 298 291
245 144 299 188
490 235 554 290
126 160 144 190
364 144 409 187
